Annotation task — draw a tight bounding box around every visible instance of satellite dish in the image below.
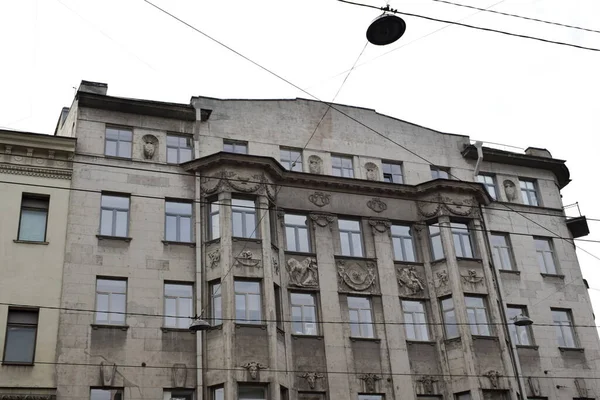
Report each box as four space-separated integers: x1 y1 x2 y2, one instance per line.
366 13 406 46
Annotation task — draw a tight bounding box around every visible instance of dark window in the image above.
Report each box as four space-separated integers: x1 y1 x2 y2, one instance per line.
382 162 403 183
18 194 49 242
3 309 38 364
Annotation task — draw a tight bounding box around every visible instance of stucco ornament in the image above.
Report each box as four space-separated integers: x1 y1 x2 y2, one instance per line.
142 134 158 160
485 370 501 388
527 377 541 397
337 261 377 292
200 171 276 200
308 191 331 207
235 250 261 268
575 378 588 398
503 179 517 202
208 249 220 269
359 374 381 393
368 218 391 234
308 155 323 174
309 213 335 229
367 198 387 213
461 269 484 285
172 363 187 388
397 266 425 295
100 362 117 386
242 362 267 380
272 256 280 275
287 257 319 287
364 162 379 181
300 372 324 389
436 270 449 287
417 375 439 394
417 194 478 218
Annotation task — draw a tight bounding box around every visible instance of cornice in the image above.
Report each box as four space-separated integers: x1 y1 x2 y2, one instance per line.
0 164 73 180
0 129 76 153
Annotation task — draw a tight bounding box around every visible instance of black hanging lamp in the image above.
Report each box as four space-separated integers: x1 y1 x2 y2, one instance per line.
366 7 406 45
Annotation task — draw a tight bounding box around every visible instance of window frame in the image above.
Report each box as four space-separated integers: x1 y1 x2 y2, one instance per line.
391 224 416 262
166 133 193 164
280 147 303 172
210 280 223 326
290 291 319 335
477 173 498 200
104 126 133 159
338 218 364 257
99 193 130 238
465 296 491 336
90 388 125 400
534 237 558 274
210 385 225 400
95 277 127 325
401 300 430 341
450 222 475 258
163 282 194 329
441 297 458 338
551 308 578 348
506 305 533 346
382 161 403 184
164 389 195 400
428 223 444 261
331 154 355 178
231 198 258 239
234 280 263 324
358 395 384 400
284 213 311 253
17 193 50 242
208 199 220 240
223 140 248 154
3 308 39 365
430 166 450 180
164 200 193 243
347 296 375 338
519 178 539 206
238 384 267 400
490 232 515 271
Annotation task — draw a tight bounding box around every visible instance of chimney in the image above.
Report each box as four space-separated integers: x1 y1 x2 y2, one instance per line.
524 147 552 158
78 80 108 96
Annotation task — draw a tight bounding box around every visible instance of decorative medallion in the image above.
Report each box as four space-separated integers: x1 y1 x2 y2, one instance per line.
417 375 439 394
368 218 391 234
242 361 267 380
142 134 158 160
397 266 425 295
235 250 261 268
359 374 381 393
461 269 483 285
367 198 387 213
436 270 449 288
287 258 319 287
337 261 377 292
208 249 220 269
172 363 187 388
485 370 501 388
300 372 324 389
417 193 478 218
308 191 331 207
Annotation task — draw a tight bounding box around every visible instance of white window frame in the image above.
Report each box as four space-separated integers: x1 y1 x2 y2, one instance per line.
391 225 416 262
441 297 458 338
280 147 303 171
232 198 258 239
534 237 558 274
332 155 354 178
234 280 262 324
95 278 127 325
164 282 193 329
465 296 491 336
338 219 363 257
402 300 429 341
290 292 318 335
167 134 193 164
104 126 132 158
477 173 497 200
284 214 311 252
520 178 539 206
209 200 220 240
100 194 130 237
429 224 444 260
506 306 533 346
451 222 474 258
18 194 49 242
211 280 222 326
552 309 577 348
348 296 374 338
382 161 403 184
165 200 193 242
223 140 248 154
491 233 515 270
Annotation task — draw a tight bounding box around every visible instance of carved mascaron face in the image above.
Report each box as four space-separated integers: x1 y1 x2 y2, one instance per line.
143 141 155 159
308 156 322 174
503 180 516 201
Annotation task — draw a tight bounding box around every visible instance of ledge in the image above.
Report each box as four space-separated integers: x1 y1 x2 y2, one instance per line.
162 240 195 247
13 239 49 245
333 255 377 262
204 237 221 245
284 250 317 257
96 235 132 242
472 335 499 341
232 237 262 244
430 258 447 266
292 334 324 340
456 257 483 263
91 324 129 331
499 269 521 275
558 346 584 353
444 336 462 344
104 154 133 161
235 323 267 329
161 327 194 333
350 336 381 343
1 361 34 366
393 260 424 267
207 323 223 332
540 273 565 279
516 344 539 350
406 340 436 346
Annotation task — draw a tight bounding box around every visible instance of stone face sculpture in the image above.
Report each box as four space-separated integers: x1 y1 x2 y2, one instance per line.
503 180 517 202
364 162 379 181
308 155 323 174
142 134 158 160
242 362 267 380
359 374 381 393
287 258 319 287
418 375 438 394
485 370 501 388
436 270 449 287
300 372 324 389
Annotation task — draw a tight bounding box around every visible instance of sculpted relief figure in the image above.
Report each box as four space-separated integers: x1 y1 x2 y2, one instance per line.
142 134 158 160
364 162 379 181
308 155 323 174
397 266 424 294
287 258 319 287
503 180 517 202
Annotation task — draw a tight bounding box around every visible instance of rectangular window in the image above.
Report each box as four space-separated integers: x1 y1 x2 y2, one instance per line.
211 281 223 326
18 194 49 242
90 389 124 400
534 237 557 274
332 155 354 178
280 147 303 172
95 278 127 325
491 233 514 270
285 214 311 252
239 385 266 400
520 179 539 206
280 387 289 400
465 296 490 336
429 224 444 260
402 300 429 341
235 280 262 324
552 309 577 348
477 174 497 200
451 223 474 258
455 393 472 400
391 225 416 262
105 126 132 158
211 386 224 400
274 285 283 330
100 194 130 237
382 162 403 184
167 134 193 164
338 219 363 257
348 296 374 338
441 297 458 338
3 309 38 364
209 200 220 240
164 283 193 329
291 292 318 335
232 198 257 238
431 166 449 179
165 201 192 242
164 389 194 400
359 396 383 400
506 306 532 346
224 140 248 154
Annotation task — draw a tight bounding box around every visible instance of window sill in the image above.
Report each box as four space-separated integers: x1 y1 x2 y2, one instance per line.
204 237 221 245
472 335 499 341
291 334 324 340
393 260 424 266
558 346 584 353
444 336 462 344
161 327 194 333
162 240 195 247
406 340 436 346
235 323 267 329
104 155 133 161
91 324 129 331
96 235 132 242
349 336 381 343
499 269 520 275
456 257 483 263
540 273 565 279
13 239 49 245
1 361 34 366
516 344 539 350
334 255 377 262
232 237 262 243
284 250 317 257
430 258 447 266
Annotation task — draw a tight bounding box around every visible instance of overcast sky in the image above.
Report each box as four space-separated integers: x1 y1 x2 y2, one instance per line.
1 0 599 333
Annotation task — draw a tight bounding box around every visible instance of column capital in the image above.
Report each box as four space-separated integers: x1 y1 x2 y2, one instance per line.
309 212 336 230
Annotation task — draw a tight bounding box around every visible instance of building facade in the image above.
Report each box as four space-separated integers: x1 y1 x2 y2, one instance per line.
0 129 75 399
39 80 600 400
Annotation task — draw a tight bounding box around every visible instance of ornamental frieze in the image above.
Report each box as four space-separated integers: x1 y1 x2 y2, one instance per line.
416 193 478 218
337 260 378 294
200 170 276 200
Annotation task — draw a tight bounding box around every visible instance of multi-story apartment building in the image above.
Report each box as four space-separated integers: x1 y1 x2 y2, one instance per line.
45 80 600 400
0 129 76 399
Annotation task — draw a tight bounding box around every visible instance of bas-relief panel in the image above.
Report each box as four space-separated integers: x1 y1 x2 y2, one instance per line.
232 241 264 279
396 264 427 298
336 259 380 295
200 170 276 200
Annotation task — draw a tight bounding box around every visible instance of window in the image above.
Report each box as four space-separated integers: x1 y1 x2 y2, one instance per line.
18 194 49 242
552 309 577 348
90 389 124 400
100 194 130 237
3 309 38 364
382 162 403 184
359 396 383 400
285 214 311 252
235 281 262 324
491 233 514 270
223 140 247 154
274 285 283 330
431 166 449 179
232 198 257 238
209 200 220 240
164 283 193 329
402 300 429 341
520 179 539 206
455 393 472 400
239 385 266 400
451 223 474 258
534 237 557 274
338 219 363 257
348 296 374 338
164 390 194 400
465 296 490 336
429 224 444 260
211 281 222 326
211 386 224 400
95 278 127 325
506 306 532 346
280 387 289 400
280 147 303 171
332 155 354 178
105 126 132 158
477 174 497 200
391 225 416 262
441 297 458 338
165 201 192 242
291 292 318 335
167 134 193 164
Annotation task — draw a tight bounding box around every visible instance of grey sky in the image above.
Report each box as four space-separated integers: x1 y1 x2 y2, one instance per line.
1 0 599 333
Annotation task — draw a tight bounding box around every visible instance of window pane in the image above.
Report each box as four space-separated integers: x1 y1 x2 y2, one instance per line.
245 213 257 238
166 202 192 215
106 128 120 140
115 211 128 237
97 279 126 293
119 129 132 141
165 297 177 327
339 219 360 231
332 157 342 167
105 140 117 156
232 212 243 237
179 148 192 163
165 284 192 297
4 326 36 363
239 386 266 399
180 217 191 242
178 297 193 328
102 195 129 209
351 233 363 256
340 233 351 256
285 214 306 226
165 215 177 241
213 388 224 400
111 293 126 323
167 147 178 163
19 209 47 241
118 141 132 158
235 295 246 321
297 228 310 252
